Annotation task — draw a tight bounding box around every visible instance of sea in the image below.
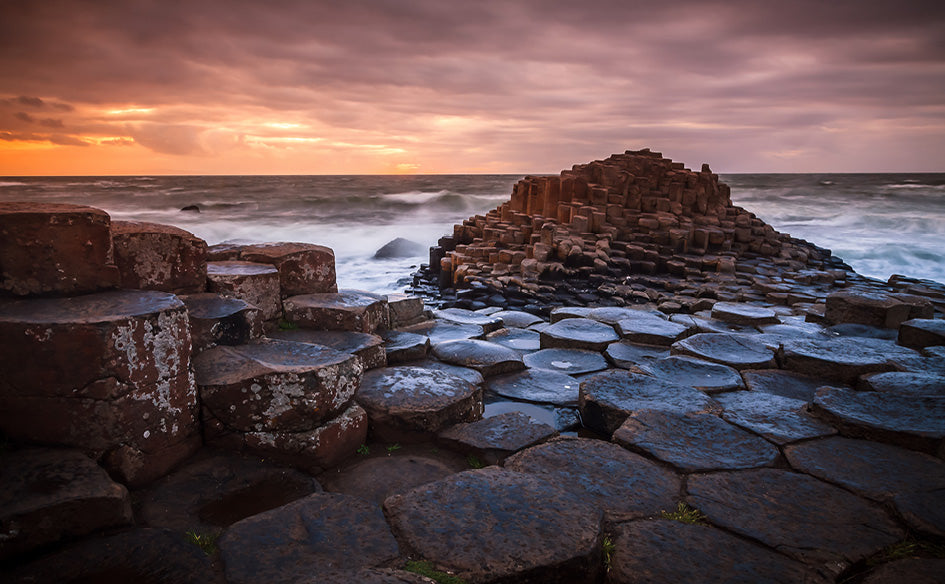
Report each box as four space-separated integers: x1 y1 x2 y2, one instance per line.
1 173 943 294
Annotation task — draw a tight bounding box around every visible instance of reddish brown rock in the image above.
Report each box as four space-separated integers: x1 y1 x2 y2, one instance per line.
898 318 945 349
179 293 264 352
0 448 133 561
206 260 282 320
0 290 200 486
238 242 337 296
284 290 389 333
386 293 428 328
826 289 934 329
0 202 119 296
320 449 465 505
111 220 208 294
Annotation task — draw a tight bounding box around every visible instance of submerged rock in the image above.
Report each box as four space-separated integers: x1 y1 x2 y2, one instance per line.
374 237 426 259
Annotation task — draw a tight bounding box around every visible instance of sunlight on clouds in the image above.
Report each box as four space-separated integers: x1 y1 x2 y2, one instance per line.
105 107 155 116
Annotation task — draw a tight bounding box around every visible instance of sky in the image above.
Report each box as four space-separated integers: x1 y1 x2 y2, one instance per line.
1 0 944 175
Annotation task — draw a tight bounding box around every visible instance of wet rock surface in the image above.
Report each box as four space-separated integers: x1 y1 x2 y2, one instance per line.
430 338 525 377
540 317 619 351
284 290 389 333
180 293 263 352
523 347 609 375
637 355 744 393
604 340 670 368
438 411 558 464
270 328 386 370
206 260 282 320
487 368 580 405
672 332 777 369
716 390 837 445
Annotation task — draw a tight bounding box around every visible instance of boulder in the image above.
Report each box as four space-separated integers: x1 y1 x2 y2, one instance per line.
179 293 263 352
0 290 200 486
206 261 282 321
540 317 619 351
374 237 426 258
111 220 208 294
284 290 389 333
382 330 430 364
438 411 557 464
384 467 603 584
431 338 525 377
237 242 337 296
0 202 119 296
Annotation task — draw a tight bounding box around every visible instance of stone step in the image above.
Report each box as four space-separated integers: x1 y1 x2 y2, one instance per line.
0 202 119 296
438 411 558 465
540 317 619 351
671 332 777 370
179 293 263 352
111 220 207 294
385 293 428 328
270 328 386 370
284 289 389 333
381 330 429 365
0 289 199 486
430 338 525 377
209 242 337 296
523 347 609 376
206 261 282 321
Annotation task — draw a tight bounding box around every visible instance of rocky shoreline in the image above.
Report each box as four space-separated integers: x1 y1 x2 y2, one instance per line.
2 151 945 583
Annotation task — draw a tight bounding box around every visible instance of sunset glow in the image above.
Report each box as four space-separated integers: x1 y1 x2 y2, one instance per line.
1 0 943 175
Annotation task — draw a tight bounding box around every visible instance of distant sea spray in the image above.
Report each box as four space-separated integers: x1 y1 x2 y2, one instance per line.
1 173 943 292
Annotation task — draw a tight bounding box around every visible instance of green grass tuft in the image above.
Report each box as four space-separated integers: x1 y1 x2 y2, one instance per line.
386 443 402 454
602 535 616 572
356 444 370 455
465 454 484 469
867 538 945 567
660 502 707 525
405 560 467 584
185 530 219 555
277 319 298 331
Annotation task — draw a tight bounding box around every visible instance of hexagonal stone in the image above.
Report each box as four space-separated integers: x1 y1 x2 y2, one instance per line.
138 451 321 535
710 302 779 325
402 358 484 386
384 467 603 584
716 390 836 445
483 399 579 432
484 327 541 352
862 558 945 584
540 317 619 351
615 312 692 346
386 293 427 328
613 411 780 472
579 370 721 436
111 220 208 294
237 242 337 296
357 366 483 441
899 318 945 349
180 293 264 352
487 369 580 406
194 339 362 432
206 260 282 321
637 356 744 393
284 290 388 333
550 306 593 322
687 469 905 574
785 436 945 536
742 369 835 402
523 348 609 375
672 333 776 370
431 339 524 377
811 387 945 456
826 289 932 329
780 337 919 384
608 520 829 584
505 437 680 522
0 448 132 561
382 330 430 365
604 341 670 369
434 307 503 333
320 450 464 505
491 310 544 329
399 320 484 344
6 528 216 584
439 411 557 464
219 493 400 584
270 328 386 370
858 371 945 396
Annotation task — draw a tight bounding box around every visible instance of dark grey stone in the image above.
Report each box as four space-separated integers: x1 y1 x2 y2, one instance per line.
431 338 525 377
780 337 920 384
487 368 580 406
485 327 541 352
523 348 609 375
863 559 945 584
615 311 692 346
381 330 429 365
858 371 945 396
742 369 835 402
604 341 670 369
434 307 503 333
439 411 557 464
637 356 744 393
540 317 619 351
270 329 386 370
716 390 836 445
491 310 544 329
672 333 777 370
710 302 779 326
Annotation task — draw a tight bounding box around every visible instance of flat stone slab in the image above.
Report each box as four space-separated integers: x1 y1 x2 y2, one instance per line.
486 368 580 406
608 519 829 584
716 390 837 445
439 411 557 464
539 317 619 351
484 327 541 352
320 451 463 505
780 336 918 384
785 436 945 536
207 260 282 320
434 307 503 332
382 330 430 365
549 306 593 322
284 290 388 333
490 310 544 329
742 369 834 402
219 492 400 584
505 437 680 522
7 527 218 584
138 451 321 535
858 371 945 396
812 386 945 455
613 411 780 472
399 320 484 344
604 341 670 369
579 370 721 436
687 468 905 574
180 293 263 352
710 302 779 326
270 328 386 370
615 311 692 346
357 366 483 441
401 358 484 386
899 318 945 349
523 347 608 375
637 356 744 393
671 333 777 370
0 448 132 561
384 467 603 584
193 339 362 432
483 399 579 432
431 338 524 377
863 558 945 584
237 242 337 296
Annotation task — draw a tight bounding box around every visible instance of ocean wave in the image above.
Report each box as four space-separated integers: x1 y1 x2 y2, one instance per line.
0 181 27 187
886 183 945 190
